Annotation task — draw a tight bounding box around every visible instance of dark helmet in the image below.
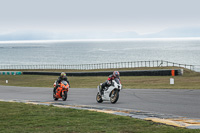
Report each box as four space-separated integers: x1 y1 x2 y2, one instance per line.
113 71 120 78
60 72 66 79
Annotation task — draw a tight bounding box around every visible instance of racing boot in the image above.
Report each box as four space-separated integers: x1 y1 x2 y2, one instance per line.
100 86 104 95
53 87 57 96
100 82 107 95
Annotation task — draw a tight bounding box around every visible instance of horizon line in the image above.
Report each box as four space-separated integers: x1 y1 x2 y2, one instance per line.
1 37 200 43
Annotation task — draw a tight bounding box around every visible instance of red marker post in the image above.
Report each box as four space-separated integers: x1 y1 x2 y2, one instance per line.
170 70 175 84
171 70 175 76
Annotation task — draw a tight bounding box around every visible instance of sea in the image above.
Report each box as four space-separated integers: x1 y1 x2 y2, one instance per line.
0 38 200 69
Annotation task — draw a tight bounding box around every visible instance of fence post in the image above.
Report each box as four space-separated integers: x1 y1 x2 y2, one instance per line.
0 61 197 71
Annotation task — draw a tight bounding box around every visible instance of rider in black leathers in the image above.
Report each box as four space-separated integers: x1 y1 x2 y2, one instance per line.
53 72 70 94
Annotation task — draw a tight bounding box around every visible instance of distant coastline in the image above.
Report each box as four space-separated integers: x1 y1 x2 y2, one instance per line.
1 37 200 44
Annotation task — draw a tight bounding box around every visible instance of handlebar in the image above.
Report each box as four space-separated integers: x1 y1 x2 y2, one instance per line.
57 85 60 87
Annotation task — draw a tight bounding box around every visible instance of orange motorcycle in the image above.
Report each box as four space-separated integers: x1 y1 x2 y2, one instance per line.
53 80 69 101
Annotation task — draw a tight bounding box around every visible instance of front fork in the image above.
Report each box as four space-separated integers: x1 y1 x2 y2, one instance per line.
110 89 117 98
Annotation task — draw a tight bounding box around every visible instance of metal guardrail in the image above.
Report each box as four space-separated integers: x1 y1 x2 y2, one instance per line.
0 60 197 71
194 65 200 72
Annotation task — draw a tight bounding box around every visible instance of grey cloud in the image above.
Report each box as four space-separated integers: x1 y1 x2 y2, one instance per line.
0 0 200 36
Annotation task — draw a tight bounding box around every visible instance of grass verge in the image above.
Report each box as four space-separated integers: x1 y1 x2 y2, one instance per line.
0 101 199 133
0 67 200 89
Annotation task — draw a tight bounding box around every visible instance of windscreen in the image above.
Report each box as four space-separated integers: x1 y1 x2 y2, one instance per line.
61 81 68 85
114 78 120 84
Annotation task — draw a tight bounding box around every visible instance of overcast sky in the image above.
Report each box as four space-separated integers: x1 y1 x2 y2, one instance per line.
0 0 200 39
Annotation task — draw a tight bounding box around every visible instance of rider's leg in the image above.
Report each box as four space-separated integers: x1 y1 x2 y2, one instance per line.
53 86 57 95
100 82 107 95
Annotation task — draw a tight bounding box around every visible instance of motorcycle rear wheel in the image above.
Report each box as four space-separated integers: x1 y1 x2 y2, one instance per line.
110 89 119 104
96 92 103 103
62 91 67 101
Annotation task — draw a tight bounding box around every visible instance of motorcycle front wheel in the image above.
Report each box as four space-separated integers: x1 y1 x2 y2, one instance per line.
110 89 119 104
62 91 68 101
96 92 103 103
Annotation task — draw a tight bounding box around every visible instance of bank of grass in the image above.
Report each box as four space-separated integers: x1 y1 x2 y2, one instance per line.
0 67 200 89
0 101 199 133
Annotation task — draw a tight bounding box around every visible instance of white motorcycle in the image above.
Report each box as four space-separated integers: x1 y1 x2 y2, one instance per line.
96 78 122 104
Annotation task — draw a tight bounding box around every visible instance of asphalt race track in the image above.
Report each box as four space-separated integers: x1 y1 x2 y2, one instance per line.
0 85 200 119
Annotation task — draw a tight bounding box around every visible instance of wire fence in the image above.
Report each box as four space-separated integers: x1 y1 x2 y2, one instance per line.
0 60 199 71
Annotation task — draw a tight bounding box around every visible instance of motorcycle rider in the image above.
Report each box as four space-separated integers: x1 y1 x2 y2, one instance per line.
100 71 120 95
53 72 70 95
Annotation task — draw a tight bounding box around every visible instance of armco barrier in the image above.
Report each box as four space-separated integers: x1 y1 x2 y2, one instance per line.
0 71 22 75
22 69 183 76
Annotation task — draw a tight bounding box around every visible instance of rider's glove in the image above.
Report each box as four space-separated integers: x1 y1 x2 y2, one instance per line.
56 82 59 87
107 80 111 85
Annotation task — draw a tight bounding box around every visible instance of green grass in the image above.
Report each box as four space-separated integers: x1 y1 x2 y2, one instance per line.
0 101 199 133
1 68 200 132
0 67 200 89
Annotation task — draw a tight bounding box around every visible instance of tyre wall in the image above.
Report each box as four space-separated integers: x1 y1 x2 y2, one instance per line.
22 69 183 76
0 71 22 75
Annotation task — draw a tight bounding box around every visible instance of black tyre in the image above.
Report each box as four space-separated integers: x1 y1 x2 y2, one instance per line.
62 91 67 101
53 91 58 101
96 92 103 103
110 89 119 104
